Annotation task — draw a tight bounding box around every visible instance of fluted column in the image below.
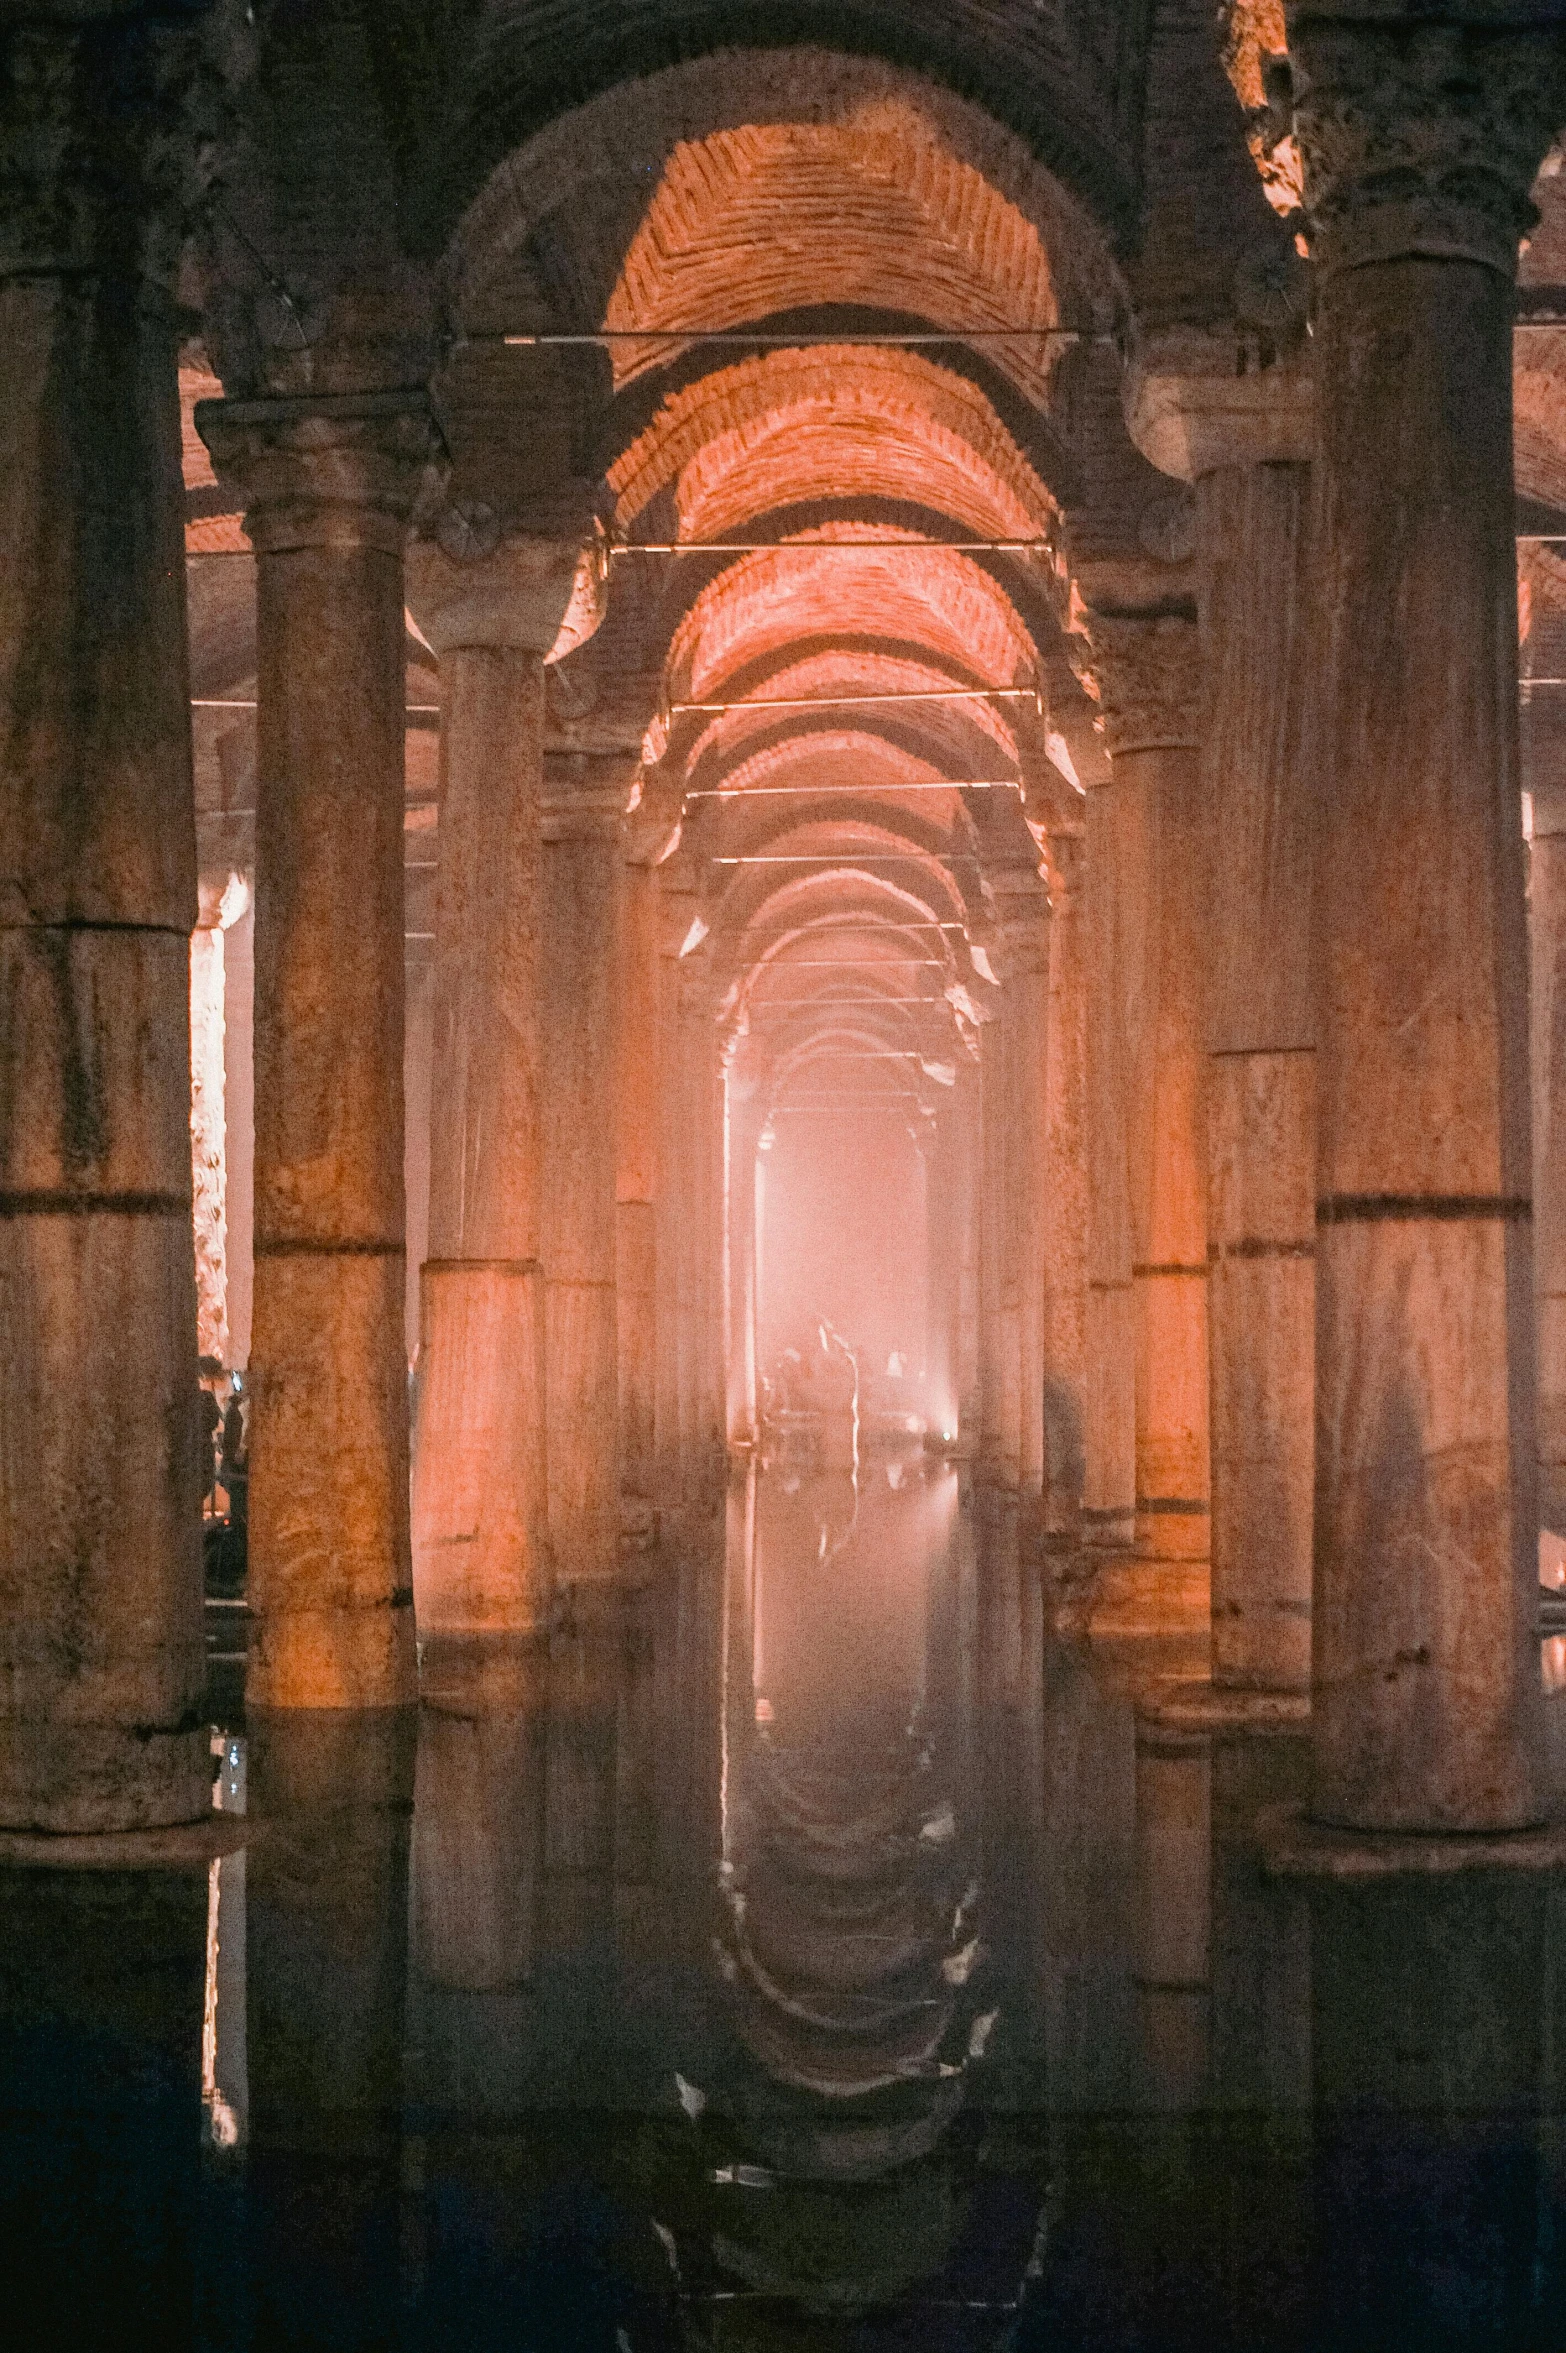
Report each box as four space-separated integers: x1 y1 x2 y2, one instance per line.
0 10 209 1828
1081 616 1210 1573
404 533 604 1645
1285 12 1564 1829
1041 835 1089 1538
200 391 433 1708
541 753 633 1586
1129 354 1317 1692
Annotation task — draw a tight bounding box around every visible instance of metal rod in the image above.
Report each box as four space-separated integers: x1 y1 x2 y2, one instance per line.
192 698 442 714
498 329 1082 348
713 853 980 865
673 687 1035 714
686 779 1018 798
614 539 1050 555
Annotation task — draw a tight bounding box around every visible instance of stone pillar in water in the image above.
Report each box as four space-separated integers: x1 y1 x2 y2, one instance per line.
0 11 208 1827
1286 11 1563 1829
405 532 605 1646
200 390 434 1709
542 753 635 1586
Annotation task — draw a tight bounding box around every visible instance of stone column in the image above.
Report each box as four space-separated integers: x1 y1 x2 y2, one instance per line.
200 391 433 1709
1081 617 1210 1576
1129 358 1317 1693
978 999 1014 1483
723 1061 762 1449
1082 764 1139 1551
404 534 604 1647
1528 597 1566 1543
618 795 678 1516
0 12 208 1829
1285 14 1564 1830
1041 834 1089 1538
654 882 698 1512
541 753 633 1587
998 883 1051 1509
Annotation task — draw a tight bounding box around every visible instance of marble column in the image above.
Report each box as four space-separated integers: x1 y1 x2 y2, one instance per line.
0 13 207 1828
1129 358 1317 1691
979 996 1014 1484
723 1061 762 1448
541 754 633 1586
200 391 433 1709
618 799 677 1516
1531 742 1566 1546
404 535 604 1647
1082 765 1139 1551
1286 16 1564 1829
1082 616 1210 1573
654 882 698 1513
999 885 1051 1510
1040 835 1090 1538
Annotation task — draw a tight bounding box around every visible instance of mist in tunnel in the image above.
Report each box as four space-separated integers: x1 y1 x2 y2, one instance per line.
754 1104 929 1418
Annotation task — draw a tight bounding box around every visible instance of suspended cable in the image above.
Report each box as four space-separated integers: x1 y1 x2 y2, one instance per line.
685 779 1019 798
613 539 1051 556
672 687 1037 715
497 328 1087 348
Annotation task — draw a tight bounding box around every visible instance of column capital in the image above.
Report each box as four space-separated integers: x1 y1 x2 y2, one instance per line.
1283 10 1566 278
0 5 216 287
1069 611 1203 759
406 521 607 660
1125 331 1313 482
625 765 683 867
194 389 440 556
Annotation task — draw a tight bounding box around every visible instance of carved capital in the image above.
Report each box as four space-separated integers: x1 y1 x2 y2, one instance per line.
406 523 606 660
0 8 218 286
1126 329 1313 482
195 389 438 556
625 765 684 868
1069 613 1203 759
1285 14 1566 277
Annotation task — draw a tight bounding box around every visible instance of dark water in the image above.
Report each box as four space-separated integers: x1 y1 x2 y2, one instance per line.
6 1452 1566 2351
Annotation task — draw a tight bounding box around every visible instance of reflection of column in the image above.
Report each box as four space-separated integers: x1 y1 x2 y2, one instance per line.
247 1713 414 2352
1288 21 1560 1829
1082 617 1209 1573
0 13 208 1828
1041 835 1089 1537
1312 1874 1544 2344
1134 1728 1211 2105
411 1694 544 1990
542 754 631 1586
201 391 432 1709
407 536 604 1639
0 1864 207 2324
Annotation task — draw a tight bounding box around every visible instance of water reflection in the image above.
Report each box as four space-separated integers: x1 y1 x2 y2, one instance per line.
7 1463 1566 2347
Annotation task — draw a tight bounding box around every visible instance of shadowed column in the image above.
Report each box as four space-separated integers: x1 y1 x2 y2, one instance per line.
1081 616 1210 1584
1528 630 1566 1546
405 533 605 1647
618 785 680 1523
1287 13 1565 1829
542 754 634 1587
1040 834 1089 1541
0 12 208 1828
200 392 434 1709
1129 350 1317 1694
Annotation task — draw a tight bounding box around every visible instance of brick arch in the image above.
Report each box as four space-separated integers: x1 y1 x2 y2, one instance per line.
666 540 1038 703
607 347 1061 547
448 48 1124 414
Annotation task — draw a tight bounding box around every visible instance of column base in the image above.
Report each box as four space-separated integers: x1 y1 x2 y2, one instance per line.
0 1812 247 1870
0 1720 213 1838
1256 1800 1566 1879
